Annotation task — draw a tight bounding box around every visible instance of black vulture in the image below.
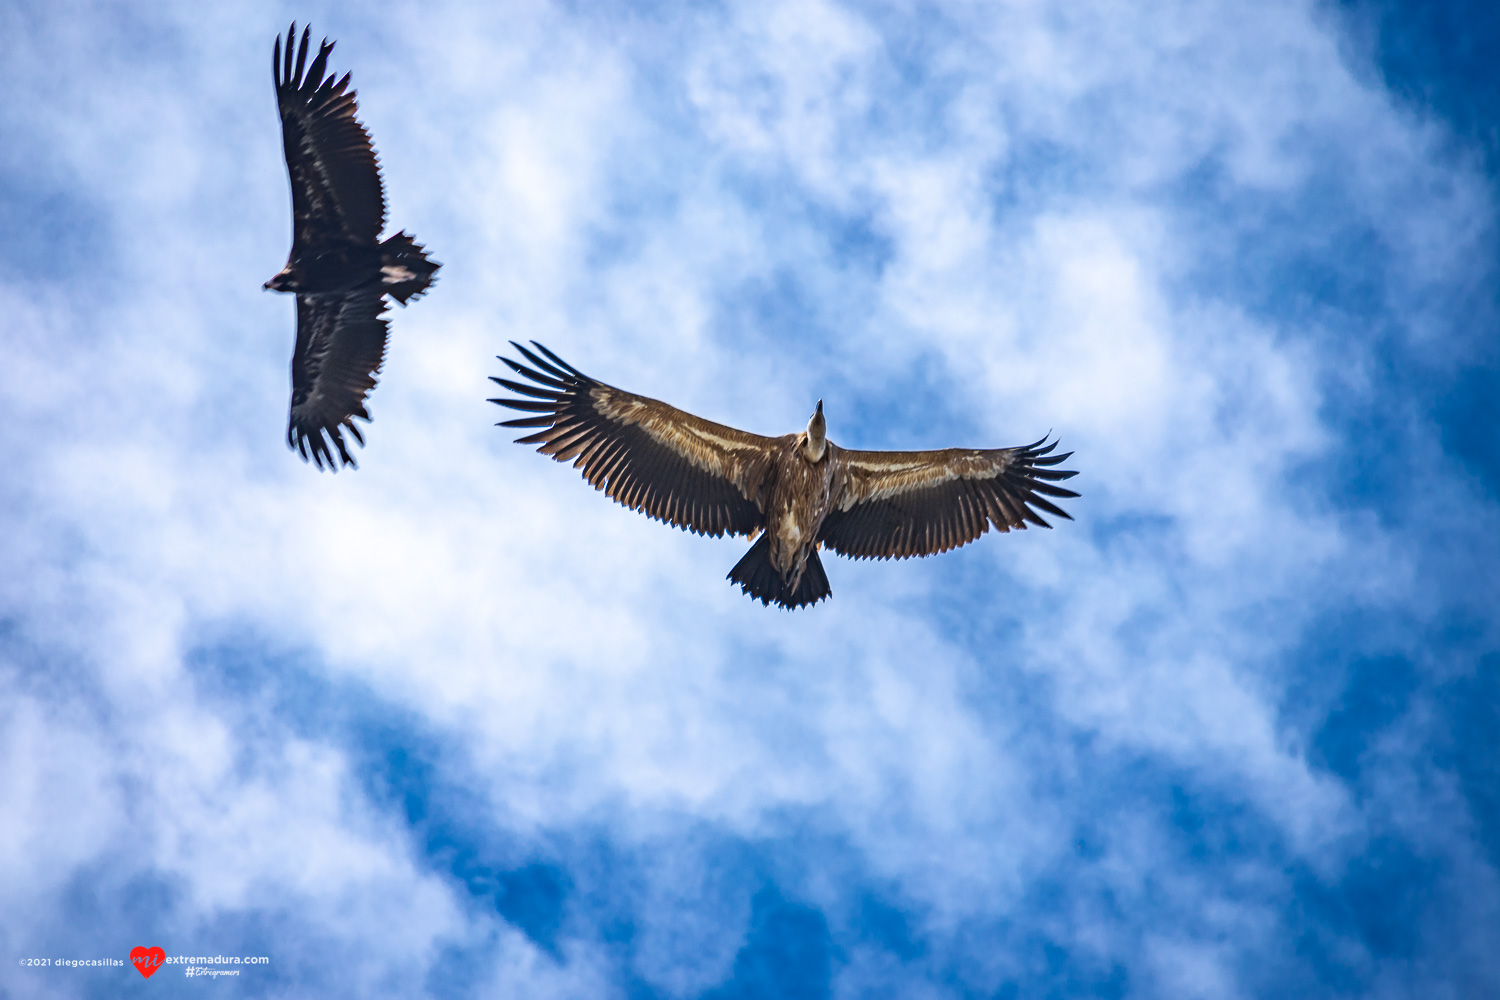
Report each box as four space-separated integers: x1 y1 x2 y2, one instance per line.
265 23 439 470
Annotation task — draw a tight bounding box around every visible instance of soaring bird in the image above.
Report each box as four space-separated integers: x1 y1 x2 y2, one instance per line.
265 23 440 470
491 343 1079 609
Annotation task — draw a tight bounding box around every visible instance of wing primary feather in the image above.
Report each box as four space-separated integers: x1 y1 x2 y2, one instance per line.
1022 491 1072 521
511 341 576 382
528 341 586 377
1030 480 1082 498
493 379 565 400
498 358 571 389
305 39 332 90
294 25 310 87
495 399 559 413
1014 490 1052 528
500 354 568 385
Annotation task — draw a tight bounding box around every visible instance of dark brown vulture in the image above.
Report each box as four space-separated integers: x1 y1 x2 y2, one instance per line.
491 343 1080 609
264 23 440 470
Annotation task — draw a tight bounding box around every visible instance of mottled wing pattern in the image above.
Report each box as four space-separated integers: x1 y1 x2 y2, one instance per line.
288 290 390 470
275 23 385 248
818 438 1079 559
491 342 777 537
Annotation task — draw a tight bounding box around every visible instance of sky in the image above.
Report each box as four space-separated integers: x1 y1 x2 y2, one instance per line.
1 1 1497 997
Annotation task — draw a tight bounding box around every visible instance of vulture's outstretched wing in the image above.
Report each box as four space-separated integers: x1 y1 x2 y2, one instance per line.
275 23 386 248
288 290 390 470
491 343 777 537
819 438 1079 559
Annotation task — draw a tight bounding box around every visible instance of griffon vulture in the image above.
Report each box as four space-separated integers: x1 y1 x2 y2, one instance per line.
265 23 439 470
491 343 1079 609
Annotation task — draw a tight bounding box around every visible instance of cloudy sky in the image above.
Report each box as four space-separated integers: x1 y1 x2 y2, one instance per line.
2 1 1498 997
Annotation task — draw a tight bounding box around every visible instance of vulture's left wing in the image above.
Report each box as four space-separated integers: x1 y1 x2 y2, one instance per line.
288 289 389 470
819 438 1078 559
491 343 778 538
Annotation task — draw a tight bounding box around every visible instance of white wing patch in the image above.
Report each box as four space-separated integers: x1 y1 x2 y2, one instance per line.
590 385 773 484
838 449 1016 508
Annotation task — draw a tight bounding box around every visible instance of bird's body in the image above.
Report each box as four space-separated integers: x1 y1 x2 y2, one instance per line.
266 23 439 470
265 231 436 303
266 244 377 296
751 412 840 599
492 343 1079 608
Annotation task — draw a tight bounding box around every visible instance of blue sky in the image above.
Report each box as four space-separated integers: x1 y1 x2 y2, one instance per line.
1 1 1497 997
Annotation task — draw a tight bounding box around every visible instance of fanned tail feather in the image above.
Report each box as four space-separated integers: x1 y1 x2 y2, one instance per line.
379 231 440 304
727 535 832 610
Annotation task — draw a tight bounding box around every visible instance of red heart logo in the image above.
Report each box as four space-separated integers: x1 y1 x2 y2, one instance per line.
130 946 165 979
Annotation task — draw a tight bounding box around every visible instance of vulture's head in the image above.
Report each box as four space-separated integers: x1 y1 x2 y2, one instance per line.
803 400 827 462
263 266 295 293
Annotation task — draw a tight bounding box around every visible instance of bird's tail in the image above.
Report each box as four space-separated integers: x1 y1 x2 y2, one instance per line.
727 534 831 610
379 231 440 304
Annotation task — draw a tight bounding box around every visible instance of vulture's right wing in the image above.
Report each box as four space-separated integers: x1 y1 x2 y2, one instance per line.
491 343 778 538
274 23 386 248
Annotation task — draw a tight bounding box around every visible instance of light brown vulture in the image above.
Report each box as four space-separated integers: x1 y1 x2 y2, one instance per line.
265 23 439 470
491 343 1079 609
